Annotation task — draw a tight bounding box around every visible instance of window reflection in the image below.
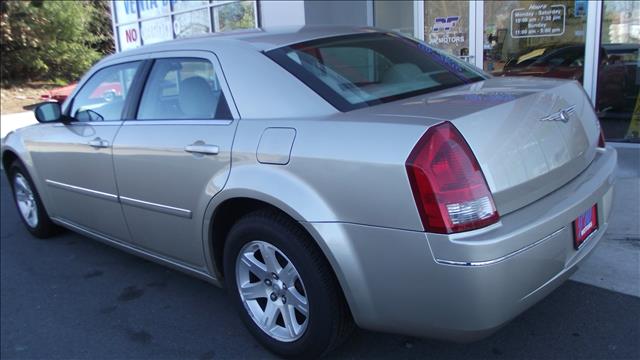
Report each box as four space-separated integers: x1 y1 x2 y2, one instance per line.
483 1 587 79
213 1 256 32
597 0 639 142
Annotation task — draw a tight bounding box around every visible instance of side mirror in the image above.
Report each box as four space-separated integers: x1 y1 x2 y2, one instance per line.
34 102 63 123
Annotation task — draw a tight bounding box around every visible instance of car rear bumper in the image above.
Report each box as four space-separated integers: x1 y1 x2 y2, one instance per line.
305 146 616 341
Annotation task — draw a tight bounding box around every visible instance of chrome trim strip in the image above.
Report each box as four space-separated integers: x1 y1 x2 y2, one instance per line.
435 228 566 267
123 120 232 126
53 121 123 127
45 181 192 218
45 179 119 202
51 217 215 282
120 196 192 218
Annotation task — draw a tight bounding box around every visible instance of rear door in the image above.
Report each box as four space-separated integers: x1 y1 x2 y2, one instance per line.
111 52 238 268
29 61 143 241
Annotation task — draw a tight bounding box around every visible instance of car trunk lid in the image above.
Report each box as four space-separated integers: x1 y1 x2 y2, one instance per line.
355 76 601 216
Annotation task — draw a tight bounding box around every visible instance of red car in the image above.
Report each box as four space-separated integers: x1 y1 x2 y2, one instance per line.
41 82 122 103
496 43 638 121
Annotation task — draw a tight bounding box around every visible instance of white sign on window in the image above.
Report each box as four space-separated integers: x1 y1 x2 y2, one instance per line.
114 0 139 23
138 0 171 19
118 23 141 51
511 4 565 38
174 9 211 38
173 0 209 12
141 17 173 45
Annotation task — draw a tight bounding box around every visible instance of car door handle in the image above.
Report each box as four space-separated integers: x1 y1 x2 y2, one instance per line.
87 137 110 148
184 143 219 155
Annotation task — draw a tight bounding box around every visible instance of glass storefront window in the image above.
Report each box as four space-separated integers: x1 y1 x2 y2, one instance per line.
213 1 256 32
424 1 470 58
374 0 414 37
113 0 258 52
375 0 637 142
483 1 588 81
596 0 639 142
173 0 211 38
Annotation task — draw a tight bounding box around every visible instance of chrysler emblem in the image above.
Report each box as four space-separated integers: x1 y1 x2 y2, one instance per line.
559 110 569 122
540 105 576 123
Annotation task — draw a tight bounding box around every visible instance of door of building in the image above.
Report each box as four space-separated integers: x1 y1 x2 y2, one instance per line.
418 0 483 67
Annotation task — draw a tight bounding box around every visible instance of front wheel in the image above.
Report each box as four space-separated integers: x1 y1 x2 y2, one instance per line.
8 160 61 238
224 210 354 358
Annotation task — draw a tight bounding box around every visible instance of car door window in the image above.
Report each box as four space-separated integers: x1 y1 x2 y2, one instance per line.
137 58 232 120
70 61 141 121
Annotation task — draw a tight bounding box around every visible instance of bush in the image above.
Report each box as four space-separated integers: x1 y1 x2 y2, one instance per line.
1 0 112 84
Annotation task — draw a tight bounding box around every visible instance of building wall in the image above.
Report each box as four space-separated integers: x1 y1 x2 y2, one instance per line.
259 0 305 28
304 0 369 26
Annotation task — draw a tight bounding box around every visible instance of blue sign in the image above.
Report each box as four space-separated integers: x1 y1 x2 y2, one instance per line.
433 16 460 32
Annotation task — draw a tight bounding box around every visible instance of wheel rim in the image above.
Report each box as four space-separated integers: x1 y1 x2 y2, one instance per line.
13 173 38 228
235 240 309 342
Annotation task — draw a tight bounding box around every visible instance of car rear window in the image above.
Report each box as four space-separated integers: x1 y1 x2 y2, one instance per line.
265 33 487 111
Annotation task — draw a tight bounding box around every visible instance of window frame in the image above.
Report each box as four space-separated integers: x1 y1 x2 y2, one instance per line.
130 51 239 122
65 60 146 122
135 56 232 121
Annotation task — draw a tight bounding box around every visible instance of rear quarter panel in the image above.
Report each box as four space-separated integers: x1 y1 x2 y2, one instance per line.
221 115 428 230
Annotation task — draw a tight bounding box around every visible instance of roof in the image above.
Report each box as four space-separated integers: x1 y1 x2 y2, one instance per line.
105 26 382 62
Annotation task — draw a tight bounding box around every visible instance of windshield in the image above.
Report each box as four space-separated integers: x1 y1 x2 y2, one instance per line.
266 33 487 111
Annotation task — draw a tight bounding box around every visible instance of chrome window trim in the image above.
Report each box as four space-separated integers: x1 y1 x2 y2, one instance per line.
123 119 233 126
120 196 192 218
45 179 119 202
53 121 124 127
435 227 566 267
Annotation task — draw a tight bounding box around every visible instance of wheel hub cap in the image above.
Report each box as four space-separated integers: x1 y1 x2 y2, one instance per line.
13 173 38 228
236 241 309 342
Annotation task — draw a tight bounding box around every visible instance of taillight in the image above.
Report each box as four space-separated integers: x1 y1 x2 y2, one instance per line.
406 122 500 234
598 128 606 148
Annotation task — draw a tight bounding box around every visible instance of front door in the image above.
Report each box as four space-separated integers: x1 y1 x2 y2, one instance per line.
29 61 143 241
112 52 238 268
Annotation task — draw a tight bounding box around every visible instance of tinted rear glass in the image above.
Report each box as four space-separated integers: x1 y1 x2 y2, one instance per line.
266 33 487 111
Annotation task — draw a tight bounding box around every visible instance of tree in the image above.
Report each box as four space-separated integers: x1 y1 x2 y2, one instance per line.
1 0 113 84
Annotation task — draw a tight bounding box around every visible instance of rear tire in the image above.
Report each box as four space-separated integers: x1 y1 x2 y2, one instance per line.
224 209 354 358
8 160 61 238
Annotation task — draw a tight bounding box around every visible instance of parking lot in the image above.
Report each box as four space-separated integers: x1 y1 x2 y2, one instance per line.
1 146 639 359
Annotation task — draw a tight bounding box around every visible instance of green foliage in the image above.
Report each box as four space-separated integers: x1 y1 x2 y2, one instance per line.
1 0 113 84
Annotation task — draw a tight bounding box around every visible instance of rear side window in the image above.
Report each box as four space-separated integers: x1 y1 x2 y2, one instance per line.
137 58 232 120
71 61 141 121
266 33 487 111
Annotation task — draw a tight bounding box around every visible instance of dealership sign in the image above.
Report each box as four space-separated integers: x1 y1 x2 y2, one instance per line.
429 16 465 46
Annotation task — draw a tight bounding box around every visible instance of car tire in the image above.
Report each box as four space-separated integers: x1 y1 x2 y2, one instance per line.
8 160 61 238
224 209 354 358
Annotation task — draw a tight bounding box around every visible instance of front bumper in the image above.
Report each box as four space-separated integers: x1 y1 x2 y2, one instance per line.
305 146 617 341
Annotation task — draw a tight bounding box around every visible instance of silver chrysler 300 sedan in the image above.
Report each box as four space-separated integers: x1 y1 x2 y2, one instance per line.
2 27 616 357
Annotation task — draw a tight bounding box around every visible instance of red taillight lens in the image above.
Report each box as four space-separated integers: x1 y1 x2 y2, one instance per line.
598 128 606 148
406 122 500 234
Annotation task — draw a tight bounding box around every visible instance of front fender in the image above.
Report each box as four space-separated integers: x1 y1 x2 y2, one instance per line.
1 129 54 214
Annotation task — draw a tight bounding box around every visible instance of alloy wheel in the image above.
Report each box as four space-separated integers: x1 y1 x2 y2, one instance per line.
13 173 38 228
235 240 310 342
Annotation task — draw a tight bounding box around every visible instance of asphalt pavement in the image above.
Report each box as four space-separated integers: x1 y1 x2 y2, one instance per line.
1 158 639 359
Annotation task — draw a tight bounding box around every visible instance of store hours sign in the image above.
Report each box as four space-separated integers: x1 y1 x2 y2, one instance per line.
511 3 565 38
